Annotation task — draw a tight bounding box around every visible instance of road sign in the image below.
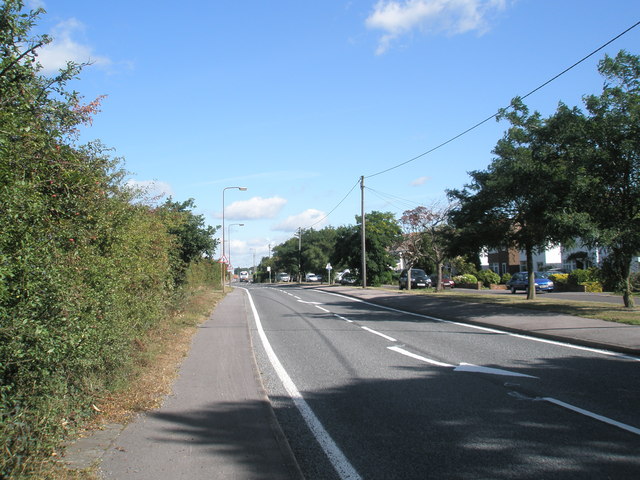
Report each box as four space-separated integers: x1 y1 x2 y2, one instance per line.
326 263 332 270
219 255 228 264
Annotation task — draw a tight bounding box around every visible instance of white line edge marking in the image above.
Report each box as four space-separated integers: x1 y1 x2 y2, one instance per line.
541 397 640 436
361 326 397 342
315 305 330 313
315 290 640 362
242 288 362 480
335 314 353 323
388 346 454 368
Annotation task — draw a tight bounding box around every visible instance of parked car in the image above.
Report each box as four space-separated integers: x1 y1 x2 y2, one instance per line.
430 275 455 289
506 271 554 293
398 268 431 290
339 274 358 285
276 272 290 282
305 273 319 282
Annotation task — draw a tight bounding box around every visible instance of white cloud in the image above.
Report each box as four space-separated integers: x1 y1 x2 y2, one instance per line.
37 18 112 73
366 0 508 54
223 196 287 220
125 179 173 200
273 209 327 232
411 176 430 186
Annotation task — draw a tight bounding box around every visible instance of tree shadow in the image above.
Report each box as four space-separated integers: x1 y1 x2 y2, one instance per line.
143 353 640 480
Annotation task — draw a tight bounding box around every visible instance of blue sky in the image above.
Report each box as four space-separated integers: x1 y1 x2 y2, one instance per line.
30 0 640 270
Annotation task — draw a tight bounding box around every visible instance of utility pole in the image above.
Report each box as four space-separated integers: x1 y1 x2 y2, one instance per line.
298 227 302 283
361 175 366 288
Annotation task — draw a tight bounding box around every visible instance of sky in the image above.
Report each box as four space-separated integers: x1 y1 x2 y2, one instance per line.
28 0 640 270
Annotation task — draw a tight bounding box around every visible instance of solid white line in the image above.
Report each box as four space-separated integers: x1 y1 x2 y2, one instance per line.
242 288 362 480
361 326 397 342
388 346 453 368
315 290 640 362
541 397 640 436
315 305 330 313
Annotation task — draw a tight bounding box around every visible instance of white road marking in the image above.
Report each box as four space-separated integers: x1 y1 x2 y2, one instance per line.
388 346 454 368
541 397 640 436
454 363 538 378
315 290 640 362
315 305 330 313
242 288 362 480
335 314 353 323
361 326 397 342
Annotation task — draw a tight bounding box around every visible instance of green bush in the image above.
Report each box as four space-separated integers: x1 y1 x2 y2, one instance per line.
568 268 599 285
476 270 501 287
0 3 221 476
453 274 478 285
500 273 512 284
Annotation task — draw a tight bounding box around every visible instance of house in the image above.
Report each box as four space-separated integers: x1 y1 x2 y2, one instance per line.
480 242 640 274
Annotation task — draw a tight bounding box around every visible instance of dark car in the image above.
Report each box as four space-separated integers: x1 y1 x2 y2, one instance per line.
506 271 554 293
430 275 455 289
399 268 431 290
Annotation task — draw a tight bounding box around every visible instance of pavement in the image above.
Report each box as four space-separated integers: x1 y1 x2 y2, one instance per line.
63 284 639 478
65 288 303 479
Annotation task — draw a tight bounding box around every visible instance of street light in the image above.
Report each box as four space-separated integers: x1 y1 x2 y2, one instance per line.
221 186 247 290
228 223 244 281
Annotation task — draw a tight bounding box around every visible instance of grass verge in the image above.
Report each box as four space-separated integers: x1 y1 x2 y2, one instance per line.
376 287 638 325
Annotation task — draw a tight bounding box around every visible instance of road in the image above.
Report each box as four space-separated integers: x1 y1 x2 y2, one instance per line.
244 284 640 480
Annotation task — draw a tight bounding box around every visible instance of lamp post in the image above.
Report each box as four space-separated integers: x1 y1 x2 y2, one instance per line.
228 223 244 282
221 186 247 290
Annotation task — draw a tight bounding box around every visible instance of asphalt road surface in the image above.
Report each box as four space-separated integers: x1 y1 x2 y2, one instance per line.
244 284 640 480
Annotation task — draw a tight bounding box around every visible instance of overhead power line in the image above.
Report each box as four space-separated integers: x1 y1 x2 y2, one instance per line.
304 177 361 230
365 19 640 179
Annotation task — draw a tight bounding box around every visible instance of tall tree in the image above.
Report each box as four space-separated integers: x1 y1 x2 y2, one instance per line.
399 203 453 291
449 98 579 299
579 51 640 307
332 211 400 286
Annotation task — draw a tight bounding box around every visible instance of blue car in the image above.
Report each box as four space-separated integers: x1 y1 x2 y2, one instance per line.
506 271 554 294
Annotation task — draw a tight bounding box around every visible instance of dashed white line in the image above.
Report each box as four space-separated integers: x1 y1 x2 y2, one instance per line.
361 326 397 342
314 290 640 362
334 314 353 323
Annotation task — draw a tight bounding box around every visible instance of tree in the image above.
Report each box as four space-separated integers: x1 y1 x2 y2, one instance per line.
399 203 454 291
449 98 580 299
578 50 640 307
332 211 401 286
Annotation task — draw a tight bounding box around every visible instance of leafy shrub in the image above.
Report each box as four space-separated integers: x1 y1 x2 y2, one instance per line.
476 269 501 287
582 281 603 293
568 268 599 285
550 273 569 286
453 274 478 285
500 273 512 284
